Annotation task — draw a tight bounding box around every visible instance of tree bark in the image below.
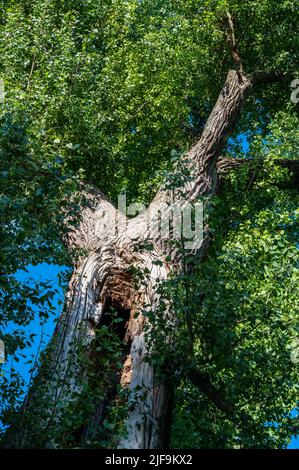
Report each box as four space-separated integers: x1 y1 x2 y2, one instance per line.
7 69 291 449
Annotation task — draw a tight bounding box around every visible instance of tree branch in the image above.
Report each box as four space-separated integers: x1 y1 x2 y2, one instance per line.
186 366 234 415
186 365 258 434
250 71 286 85
65 71 297 265
225 11 244 73
217 157 299 190
187 70 252 199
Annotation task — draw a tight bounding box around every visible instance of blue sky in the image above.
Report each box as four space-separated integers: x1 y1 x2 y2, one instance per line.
1 261 298 449
2 264 66 390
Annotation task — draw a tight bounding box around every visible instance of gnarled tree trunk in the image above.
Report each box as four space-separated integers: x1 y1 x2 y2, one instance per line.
7 69 293 449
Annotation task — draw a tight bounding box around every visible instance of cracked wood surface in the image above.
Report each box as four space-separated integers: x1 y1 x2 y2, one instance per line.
8 69 296 449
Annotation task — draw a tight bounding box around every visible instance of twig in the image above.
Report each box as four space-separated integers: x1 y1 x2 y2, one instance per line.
26 58 36 91
225 12 244 73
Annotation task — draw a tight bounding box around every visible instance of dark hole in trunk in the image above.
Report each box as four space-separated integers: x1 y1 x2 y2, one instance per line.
75 294 133 445
101 295 131 342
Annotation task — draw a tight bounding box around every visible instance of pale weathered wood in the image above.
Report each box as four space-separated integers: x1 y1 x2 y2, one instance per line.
7 68 290 449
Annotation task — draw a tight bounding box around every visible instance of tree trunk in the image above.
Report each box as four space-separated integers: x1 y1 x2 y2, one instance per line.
7 69 281 449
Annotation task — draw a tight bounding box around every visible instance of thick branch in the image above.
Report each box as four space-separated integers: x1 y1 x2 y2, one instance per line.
186 366 234 415
186 366 260 434
187 70 252 199
65 69 290 261
250 71 286 85
217 157 299 190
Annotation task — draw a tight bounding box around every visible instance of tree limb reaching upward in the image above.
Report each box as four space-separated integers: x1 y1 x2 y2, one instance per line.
6 60 297 449
225 11 244 73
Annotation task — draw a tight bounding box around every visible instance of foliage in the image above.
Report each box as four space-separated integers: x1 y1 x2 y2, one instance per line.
45 313 130 449
1 310 129 448
0 0 298 449
146 116 299 448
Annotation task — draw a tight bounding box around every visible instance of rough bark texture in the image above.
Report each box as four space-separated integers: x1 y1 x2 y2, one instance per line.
7 69 292 449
